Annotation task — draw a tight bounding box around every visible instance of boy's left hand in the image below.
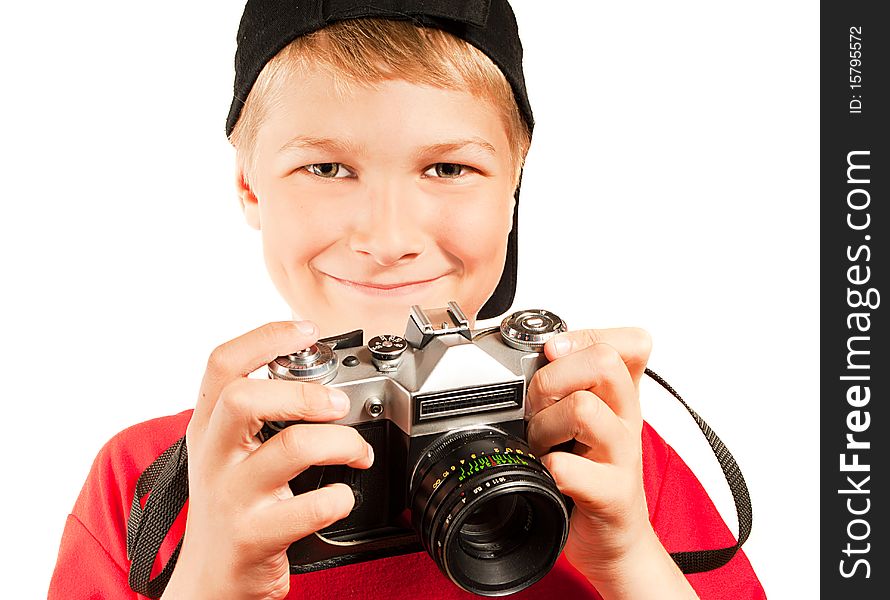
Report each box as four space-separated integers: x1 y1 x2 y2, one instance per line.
525 327 658 586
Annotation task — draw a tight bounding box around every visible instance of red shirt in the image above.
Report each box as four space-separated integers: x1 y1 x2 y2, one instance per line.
48 410 766 599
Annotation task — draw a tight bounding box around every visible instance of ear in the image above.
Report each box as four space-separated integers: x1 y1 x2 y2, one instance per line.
236 164 261 230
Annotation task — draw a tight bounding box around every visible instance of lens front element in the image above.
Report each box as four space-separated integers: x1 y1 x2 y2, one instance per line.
411 428 569 596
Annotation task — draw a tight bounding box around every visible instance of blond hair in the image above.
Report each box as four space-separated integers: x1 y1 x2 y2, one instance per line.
229 18 531 189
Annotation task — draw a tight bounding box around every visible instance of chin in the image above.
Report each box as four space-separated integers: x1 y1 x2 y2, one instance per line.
326 296 481 341
352 303 425 339
291 275 488 339
302 302 408 341
366 299 486 340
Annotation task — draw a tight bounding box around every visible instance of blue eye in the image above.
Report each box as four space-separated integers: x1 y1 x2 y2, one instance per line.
425 163 469 178
305 163 354 178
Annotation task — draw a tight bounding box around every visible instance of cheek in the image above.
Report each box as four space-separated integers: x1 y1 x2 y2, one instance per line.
257 190 343 274
437 193 513 282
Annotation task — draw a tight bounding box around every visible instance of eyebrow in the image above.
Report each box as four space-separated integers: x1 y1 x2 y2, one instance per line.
277 135 497 159
418 138 498 159
277 135 364 155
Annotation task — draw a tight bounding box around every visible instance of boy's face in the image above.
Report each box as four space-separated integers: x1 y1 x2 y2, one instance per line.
238 64 517 340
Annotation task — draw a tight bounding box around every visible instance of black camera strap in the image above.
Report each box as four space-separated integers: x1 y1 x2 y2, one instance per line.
643 368 752 573
126 370 753 597
126 435 188 598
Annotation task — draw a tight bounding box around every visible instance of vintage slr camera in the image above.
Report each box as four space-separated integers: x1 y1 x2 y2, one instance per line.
261 302 573 596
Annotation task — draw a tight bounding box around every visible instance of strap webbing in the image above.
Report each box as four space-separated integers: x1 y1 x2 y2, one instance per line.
126 436 189 598
645 368 752 573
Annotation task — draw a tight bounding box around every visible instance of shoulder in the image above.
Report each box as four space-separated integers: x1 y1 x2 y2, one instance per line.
51 411 193 596
639 421 766 598
99 409 194 469
78 409 193 504
69 411 193 560
639 419 718 530
73 409 193 510
639 420 672 509
80 409 193 487
640 421 671 469
639 420 733 549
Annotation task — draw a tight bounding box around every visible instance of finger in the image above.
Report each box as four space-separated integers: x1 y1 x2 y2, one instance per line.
544 328 652 385
206 377 351 458
241 423 373 491
527 342 638 421
253 483 358 553
539 451 614 509
192 320 320 434
526 390 632 463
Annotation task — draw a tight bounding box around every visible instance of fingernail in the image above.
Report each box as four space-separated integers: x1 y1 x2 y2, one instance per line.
552 337 571 357
367 444 375 463
328 388 350 412
295 320 316 335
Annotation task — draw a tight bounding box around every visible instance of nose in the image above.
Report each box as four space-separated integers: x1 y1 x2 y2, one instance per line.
348 180 427 266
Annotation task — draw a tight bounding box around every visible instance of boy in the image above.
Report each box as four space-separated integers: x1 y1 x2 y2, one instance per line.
49 2 765 598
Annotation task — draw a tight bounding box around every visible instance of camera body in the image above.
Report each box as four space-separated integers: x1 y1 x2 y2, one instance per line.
262 302 572 596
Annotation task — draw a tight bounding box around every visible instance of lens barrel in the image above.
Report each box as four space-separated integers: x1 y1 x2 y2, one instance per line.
411 427 569 596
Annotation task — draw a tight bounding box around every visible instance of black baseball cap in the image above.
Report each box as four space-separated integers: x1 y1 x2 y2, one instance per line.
227 0 532 319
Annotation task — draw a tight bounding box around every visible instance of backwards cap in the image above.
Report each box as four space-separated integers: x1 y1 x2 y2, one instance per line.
227 0 532 319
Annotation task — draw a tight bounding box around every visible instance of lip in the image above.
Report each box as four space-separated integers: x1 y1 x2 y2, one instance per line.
324 273 448 296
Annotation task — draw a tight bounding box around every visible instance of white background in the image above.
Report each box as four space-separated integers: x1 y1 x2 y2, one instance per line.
0 1 818 598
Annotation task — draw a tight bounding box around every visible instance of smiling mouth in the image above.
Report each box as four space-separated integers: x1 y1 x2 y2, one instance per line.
325 273 447 294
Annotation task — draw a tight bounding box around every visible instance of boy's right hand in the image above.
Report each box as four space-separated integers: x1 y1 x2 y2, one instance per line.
160 321 374 600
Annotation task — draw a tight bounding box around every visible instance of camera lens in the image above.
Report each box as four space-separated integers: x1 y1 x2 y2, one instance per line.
457 494 528 559
411 427 569 596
